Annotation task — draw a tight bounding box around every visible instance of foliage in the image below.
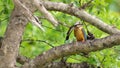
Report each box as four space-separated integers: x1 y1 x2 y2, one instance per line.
0 0 120 68
0 0 14 35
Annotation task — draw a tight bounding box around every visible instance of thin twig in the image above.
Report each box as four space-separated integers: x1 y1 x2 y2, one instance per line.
38 16 70 28
22 39 54 47
42 25 62 32
101 55 106 64
58 21 70 28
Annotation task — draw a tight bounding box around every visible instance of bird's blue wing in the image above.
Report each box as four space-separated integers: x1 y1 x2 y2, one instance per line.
81 28 87 40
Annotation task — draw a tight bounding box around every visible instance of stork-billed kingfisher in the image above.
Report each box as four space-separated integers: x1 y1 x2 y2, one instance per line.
66 22 87 42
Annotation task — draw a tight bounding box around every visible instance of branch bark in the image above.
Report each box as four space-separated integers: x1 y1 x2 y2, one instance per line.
32 0 58 27
21 34 120 68
13 0 44 31
0 8 28 68
16 56 93 68
0 0 29 67
43 1 120 34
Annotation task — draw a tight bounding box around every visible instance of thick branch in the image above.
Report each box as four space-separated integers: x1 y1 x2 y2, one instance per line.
43 1 120 34
22 34 120 68
17 55 93 68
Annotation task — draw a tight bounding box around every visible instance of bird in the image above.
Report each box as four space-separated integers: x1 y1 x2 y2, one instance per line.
66 22 87 42
74 23 87 42
62 22 87 63
62 22 89 63
62 22 94 62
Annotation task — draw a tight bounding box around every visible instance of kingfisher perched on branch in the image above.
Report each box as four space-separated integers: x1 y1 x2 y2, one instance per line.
62 22 87 63
66 21 87 42
62 22 94 63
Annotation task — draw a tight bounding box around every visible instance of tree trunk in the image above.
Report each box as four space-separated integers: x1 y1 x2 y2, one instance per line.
0 7 28 68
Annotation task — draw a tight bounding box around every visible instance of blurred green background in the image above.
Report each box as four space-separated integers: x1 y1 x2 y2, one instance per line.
0 0 120 67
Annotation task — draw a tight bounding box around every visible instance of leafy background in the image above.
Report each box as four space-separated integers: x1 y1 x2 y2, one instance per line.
0 0 120 68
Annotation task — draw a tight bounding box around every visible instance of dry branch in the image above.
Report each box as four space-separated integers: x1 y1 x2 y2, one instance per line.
32 0 58 27
13 0 44 31
21 34 120 68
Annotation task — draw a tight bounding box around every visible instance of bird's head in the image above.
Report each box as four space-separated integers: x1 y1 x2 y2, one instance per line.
74 21 83 28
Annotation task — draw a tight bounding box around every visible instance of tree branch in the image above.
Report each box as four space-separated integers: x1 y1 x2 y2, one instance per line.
21 34 120 68
17 55 93 68
22 39 54 47
43 1 120 34
32 0 58 27
13 0 44 31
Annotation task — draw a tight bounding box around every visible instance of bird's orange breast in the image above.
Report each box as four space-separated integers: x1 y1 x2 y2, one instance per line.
74 27 85 42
